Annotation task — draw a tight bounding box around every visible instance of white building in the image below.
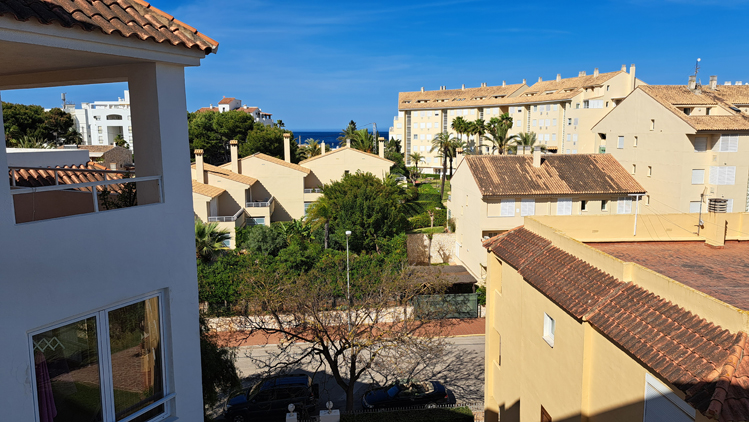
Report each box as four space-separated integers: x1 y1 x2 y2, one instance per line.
67 90 133 149
197 96 275 126
0 2 216 422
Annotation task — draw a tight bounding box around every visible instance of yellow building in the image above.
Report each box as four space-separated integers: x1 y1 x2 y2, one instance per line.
593 78 749 215
390 65 644 173
447 151 644 279
483 211 749 422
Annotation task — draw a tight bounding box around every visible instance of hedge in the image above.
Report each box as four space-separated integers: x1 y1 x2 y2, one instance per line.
408 208 447 230
340 406 474 422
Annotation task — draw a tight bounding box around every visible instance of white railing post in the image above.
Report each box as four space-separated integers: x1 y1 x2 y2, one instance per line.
55 170 59 186
92 188 99 213
11 169 16 187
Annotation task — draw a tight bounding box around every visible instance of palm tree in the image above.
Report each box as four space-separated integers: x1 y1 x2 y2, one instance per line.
509 132 546 154
195 219 231 262
409 152 424 173
305 196 332 248
484 125 517 155
351 129 375 153
446 138 466 177
10 135 54 149
337 120 357 143
498 112 513 130
302 139 321 159
451 116 468 144
276 119 285 128
431 132 456 200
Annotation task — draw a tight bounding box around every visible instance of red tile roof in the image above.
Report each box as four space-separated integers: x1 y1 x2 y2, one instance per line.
9 162 129 192
587 241 749 311
463 154 646 197
0 0 217 53
218 97 235 105
485 228 749 420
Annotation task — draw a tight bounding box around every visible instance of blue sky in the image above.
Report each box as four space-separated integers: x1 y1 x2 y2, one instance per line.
3 0 749 131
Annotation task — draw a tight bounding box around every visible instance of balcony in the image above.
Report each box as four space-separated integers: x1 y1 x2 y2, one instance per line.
303 188 322 194
208 208 245 223
9 166 162 224
246 196 274 208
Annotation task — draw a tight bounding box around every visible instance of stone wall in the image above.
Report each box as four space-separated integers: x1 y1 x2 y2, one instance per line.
407 233 455 265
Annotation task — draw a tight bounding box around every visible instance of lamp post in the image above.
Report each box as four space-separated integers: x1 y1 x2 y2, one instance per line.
345 230 352 331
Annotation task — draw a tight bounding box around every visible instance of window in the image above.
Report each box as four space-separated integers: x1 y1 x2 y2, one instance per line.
715 134 739 152
520 199 535 216
576 103 580 109
573 118 579 125
683 108 691 115
706 107 711 115
689 201 702 213
572 134 578 145
581 200 587 212
426 122 432 129
413 135 418 141
98 126 103 134
552 134 557 141
304 202 312 215
617 136 624 149
634 136 638 147
632 164 636 174
709 166 737 185
533 105 538 112
727 199 734 213
647 166 652 177
553 105 558 111
545 119 550 126
541 406 553 422
650 119 655 131
420 123 425 129
500 199 515 217
556 198 572 215
567 118 572 126
617 197 633 214
552 118 557 126
543 313 555 347
693 137 707 152
544 134 550 141
646 195 651 206
420 134 425 140
643 373 696 422
583 100 590 109
248 217 265 225
420 146 426 152
31 296 167 422
344 170 350 175
532 119 537 127
601 200 609 211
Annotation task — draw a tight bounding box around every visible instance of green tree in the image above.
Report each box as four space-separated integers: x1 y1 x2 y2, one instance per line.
195 220 231 262
199 316 240 415
430 132 455 200
338 120 358 142
113 134 130 149
237 224 287 256
384 138 406 176
323 172 408 253
300 138 321 160
8 135 53 149
510 131 546 154
188 110 255 164
471 119 486 155
305 196 333 249
409 152 424 175
446 137 466 177
240 125 301 163
2 103 80 145
351 128 375 153
484 118 517 155
43 108 81 145
451 116 468 144
275 119 285 128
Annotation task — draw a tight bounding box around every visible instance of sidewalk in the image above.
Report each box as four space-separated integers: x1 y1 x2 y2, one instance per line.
214 318 486 347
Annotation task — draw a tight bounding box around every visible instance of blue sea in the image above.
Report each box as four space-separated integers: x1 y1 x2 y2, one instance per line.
291 129 387 148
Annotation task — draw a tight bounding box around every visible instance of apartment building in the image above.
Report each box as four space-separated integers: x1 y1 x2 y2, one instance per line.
192 135 393 230
593 77 749 215
197 96 275 126
483 211 749 422
390 65 644 173
447 151 644 279
0 2 216 422
67 90 133 149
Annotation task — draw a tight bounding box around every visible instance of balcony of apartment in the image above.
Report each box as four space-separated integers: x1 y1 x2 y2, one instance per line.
245 195 274 226
303 187 323 202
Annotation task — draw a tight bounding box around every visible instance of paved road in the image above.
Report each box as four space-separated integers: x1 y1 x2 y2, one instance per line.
223 334 485 416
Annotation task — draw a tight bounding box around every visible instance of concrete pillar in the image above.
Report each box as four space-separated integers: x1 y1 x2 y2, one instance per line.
629 64 636 92
195 150 206 183
346 138 351 148
594 68 599 77
533 146 542 167
283 133 291 163
0 95 12 226
378 137 385 158
556 74 561 82
321 142 326 155
230 140 240 173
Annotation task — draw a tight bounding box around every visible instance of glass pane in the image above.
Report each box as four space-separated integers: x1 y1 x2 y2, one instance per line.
32 317 103 422
108 297 164 421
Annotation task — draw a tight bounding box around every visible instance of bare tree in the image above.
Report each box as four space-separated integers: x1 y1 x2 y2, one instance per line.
235 261 453 411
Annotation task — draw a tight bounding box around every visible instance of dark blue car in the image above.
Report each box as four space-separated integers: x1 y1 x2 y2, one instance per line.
224 374 318 422
362 380 449 409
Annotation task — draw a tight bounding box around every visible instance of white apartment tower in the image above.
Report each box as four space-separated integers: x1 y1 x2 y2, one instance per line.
69 90 134 149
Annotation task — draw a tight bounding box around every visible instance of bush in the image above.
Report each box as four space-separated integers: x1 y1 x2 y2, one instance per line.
341 407 474 422
408 208 447 230
197 254 250 310
476 285 486 306
237 224 287 256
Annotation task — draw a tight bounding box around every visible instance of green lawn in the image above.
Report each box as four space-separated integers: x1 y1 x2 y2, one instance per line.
407 226 445 235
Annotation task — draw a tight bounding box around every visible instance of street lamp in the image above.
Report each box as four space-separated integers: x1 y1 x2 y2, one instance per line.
345 230 352 331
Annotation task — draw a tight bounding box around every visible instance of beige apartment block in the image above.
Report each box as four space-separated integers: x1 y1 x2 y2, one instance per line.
447 151 644 279
390 65 645 173
483 212 749 422
593 78 749 216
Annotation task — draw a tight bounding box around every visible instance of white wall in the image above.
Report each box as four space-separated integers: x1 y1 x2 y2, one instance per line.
6 148 89 167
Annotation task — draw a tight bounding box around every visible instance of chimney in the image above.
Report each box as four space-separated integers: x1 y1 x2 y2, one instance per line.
502 81 506 87
283 133 291 163
629 64 636 92
580 71 586 76
109 163 117 170
538 77 542 82
705 198 729 248
421 87 424 92
522 79 527 85
346 138 351 148
556 74 561 82
688 75 697 90
195 149 206 183
710 76 718 90
230 140 240 173
737 81 743 86
533 146 542 167
378 137 385 158
594 68 599 77
725 81 732 86
462 84 465 90
621 64 627 72
321 142 326 155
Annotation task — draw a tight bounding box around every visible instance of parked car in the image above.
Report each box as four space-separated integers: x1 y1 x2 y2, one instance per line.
224 374 318 422
361 380 449 409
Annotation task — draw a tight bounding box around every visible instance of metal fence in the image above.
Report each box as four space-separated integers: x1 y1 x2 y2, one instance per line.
413 293 479 319
295 402 484 422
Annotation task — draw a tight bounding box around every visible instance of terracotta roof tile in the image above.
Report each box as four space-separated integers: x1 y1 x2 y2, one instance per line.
240 153 311 174
191 179 224 198
191 162 257 185
9 162 128 193
486 228 749 420
298 146 394 165
0 0 217 53
218 97 235 105
463 154 645 197
639 85 749 132
398 83 527 110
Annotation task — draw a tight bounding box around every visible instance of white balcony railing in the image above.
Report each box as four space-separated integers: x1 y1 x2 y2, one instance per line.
208 208 245 223
303 188 322 194
246 196 274 208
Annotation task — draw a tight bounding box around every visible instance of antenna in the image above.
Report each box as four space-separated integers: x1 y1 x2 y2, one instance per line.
694 58 701 78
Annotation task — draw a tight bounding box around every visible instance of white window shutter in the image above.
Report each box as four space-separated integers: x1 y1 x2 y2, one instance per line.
727 199 734 213
718 167 727 185
618 136 624 149
557 198 571 215
521 199 535 216
729 135 739 152
691 169 705 185
617 198 632 214
500 199 515 217
694 137 707 152
714 137 724 152
710 166 719 184
725 166 736 185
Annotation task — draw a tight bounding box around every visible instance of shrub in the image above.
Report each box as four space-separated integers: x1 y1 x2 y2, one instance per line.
476 285 487 306
408 208 447 230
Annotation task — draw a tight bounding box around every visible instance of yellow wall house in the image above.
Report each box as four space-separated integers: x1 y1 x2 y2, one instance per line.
447 150 645 279
482 211 749 422
593 77 749 216
390 65 645 173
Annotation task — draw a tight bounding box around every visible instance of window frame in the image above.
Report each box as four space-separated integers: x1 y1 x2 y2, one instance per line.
28 292 172 422
543 313 555 348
